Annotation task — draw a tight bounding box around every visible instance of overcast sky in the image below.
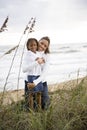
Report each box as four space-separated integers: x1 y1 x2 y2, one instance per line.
0 0 87 45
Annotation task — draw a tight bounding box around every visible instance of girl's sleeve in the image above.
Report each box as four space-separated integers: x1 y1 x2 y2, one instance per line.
22 52 39 73
33 54 50 85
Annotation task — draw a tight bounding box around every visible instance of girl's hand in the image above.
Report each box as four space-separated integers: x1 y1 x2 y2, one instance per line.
36 58 45 64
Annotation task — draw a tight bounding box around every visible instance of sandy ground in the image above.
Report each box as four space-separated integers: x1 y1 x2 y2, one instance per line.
0 77 84 105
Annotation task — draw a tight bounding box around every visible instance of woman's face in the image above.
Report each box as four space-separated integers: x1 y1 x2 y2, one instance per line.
38 39 49 52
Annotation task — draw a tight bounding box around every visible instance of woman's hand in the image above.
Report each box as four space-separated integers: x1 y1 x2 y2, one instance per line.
27 83 35 89
36 58 45 64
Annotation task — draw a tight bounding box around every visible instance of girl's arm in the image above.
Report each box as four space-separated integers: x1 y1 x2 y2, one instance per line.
22 51 39 73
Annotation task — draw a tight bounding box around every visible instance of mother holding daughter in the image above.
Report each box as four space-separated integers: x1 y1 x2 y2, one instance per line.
22 36 50 110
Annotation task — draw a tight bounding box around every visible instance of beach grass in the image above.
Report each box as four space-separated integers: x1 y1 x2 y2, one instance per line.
0 77 87 130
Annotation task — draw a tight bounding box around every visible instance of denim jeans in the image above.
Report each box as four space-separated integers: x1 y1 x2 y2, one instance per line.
42 82 50 109
24 75 43 109
24 80 50 110
27 75 43 92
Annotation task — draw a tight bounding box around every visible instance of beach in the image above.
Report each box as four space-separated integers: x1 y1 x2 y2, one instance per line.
0 42 87 92
0 77 84 105
0 42 87 105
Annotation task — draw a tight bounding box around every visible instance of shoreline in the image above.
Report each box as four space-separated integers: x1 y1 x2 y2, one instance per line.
0 77 85 105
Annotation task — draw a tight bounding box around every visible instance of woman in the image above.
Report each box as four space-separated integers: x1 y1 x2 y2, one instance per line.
27 36 50 109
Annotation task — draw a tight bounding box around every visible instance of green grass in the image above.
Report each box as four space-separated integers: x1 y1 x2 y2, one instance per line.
0 77 87 130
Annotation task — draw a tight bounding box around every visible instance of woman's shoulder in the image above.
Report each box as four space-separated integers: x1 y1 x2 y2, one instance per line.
43 53 50 57
43 53 50 63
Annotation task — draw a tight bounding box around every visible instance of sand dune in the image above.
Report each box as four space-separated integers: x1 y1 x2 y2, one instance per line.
0 77 85 105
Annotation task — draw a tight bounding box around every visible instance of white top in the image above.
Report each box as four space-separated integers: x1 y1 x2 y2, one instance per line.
33 52 50 85
22 50 50 85
22 50 41 76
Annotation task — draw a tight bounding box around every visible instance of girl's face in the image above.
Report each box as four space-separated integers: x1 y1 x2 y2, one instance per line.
28 40 37 53
38 39 49 52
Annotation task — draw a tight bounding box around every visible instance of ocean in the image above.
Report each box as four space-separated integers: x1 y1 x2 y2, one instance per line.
0 42 87 91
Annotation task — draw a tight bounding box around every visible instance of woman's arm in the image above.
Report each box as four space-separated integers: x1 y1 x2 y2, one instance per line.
33 54 50 85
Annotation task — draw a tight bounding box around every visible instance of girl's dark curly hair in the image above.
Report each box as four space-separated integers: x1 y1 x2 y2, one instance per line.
26 38 38 50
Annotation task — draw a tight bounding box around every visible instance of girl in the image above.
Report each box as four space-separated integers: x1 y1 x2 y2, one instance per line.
22 38 45 109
